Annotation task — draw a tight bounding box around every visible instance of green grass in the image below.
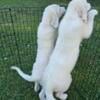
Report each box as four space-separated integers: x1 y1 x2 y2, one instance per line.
0 0 68 8
0 0 100 100
0 0 99 8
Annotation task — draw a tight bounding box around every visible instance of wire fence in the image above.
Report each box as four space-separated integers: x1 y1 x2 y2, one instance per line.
0 7 100 100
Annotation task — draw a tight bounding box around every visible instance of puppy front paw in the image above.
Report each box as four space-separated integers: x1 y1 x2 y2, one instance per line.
89 9 98 16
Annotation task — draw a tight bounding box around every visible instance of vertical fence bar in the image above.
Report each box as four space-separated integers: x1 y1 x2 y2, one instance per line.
9 8 21 65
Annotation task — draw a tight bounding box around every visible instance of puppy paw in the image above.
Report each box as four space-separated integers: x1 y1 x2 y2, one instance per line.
34 83 41 92
56 93 68 100
89 9 98 16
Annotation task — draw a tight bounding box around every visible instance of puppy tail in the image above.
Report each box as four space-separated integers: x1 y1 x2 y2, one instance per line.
11 66 34 82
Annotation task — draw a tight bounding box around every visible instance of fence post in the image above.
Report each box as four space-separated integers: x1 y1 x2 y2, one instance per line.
9 8 22 65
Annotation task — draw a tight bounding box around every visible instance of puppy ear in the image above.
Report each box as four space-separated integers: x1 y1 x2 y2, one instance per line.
51 17 59 28
81 3 91 23
59 7 65 17
43 12 59 28
81 8 88 23
78 5 88 23
42 7 59 28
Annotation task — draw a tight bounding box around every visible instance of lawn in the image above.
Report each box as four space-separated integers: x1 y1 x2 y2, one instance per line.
0 0 68 8
0 0 100 100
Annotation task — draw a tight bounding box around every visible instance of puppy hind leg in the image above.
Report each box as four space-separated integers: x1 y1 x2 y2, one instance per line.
56 92 68 100
34 82 41 92
45 90 56 100
39 89 46 100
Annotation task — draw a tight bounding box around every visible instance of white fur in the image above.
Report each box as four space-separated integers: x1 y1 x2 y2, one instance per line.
40 1 98 100
11 4 65 92
68 0 91 23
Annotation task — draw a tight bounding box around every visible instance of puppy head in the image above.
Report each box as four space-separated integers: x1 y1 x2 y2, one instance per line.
71 0 91 23
42 4 65 28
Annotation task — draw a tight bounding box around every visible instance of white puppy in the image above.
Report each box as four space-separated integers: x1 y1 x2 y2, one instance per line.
11 4 65 92
40 1 98 100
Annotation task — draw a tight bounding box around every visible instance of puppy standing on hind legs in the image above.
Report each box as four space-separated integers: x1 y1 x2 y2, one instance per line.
40 0 98 100
11 4 65 92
